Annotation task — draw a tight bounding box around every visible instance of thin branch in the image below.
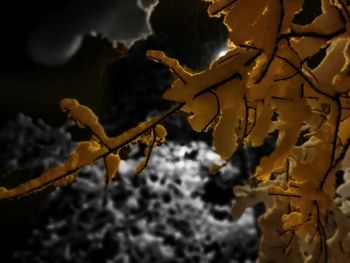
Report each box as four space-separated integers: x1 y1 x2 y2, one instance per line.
245 106 256 137
320 97 342 189
242 95 249 138
209 0 238 16
268 192 302 198
200 91 221 132
0 102 184 201
254 0 284 84
193 72 242 99
273 71 299 82
279 28 346 40
216 52 240 65
136 128 157 175
276 55 334 100
314 201 328 263
283 231 295 255
238 44 263 52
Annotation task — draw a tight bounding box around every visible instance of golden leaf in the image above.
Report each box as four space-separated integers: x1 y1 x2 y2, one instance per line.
213 107 239 160
104 153 120 183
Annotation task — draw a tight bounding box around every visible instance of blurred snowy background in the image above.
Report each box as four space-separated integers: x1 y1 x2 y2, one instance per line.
0 0 283 262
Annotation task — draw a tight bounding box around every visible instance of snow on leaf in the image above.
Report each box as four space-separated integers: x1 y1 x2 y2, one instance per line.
154 124 167 145
290 37 326 62
312 37 350 95
291 0 345 35
224 0 282 51
61 98 110 146
281 0 304 34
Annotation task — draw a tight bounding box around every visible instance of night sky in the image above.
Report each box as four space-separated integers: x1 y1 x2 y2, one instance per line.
0 0 229 136
0 0 156 67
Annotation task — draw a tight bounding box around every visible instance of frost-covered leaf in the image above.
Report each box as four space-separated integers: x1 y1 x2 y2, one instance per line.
291 0 345 35
312 38 350 95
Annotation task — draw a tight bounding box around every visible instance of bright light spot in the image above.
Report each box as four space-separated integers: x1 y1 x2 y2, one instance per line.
215 47 230 60
262 6 269 15
217 49 229 58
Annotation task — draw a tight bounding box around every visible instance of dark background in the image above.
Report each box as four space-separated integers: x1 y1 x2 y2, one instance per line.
0 0 227 125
